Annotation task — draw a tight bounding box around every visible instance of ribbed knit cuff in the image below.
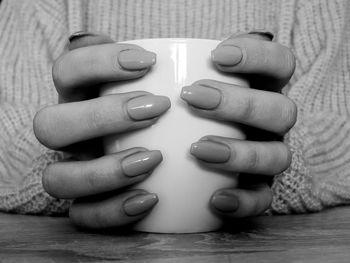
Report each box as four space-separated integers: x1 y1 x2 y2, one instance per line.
270 112 350 214
0 101 71 215
0 150 72 215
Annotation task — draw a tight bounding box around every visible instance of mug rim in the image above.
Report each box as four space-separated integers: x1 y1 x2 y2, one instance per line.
120 38 220 43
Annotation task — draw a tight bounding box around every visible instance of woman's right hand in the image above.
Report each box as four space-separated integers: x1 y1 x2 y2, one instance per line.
33 32 170 229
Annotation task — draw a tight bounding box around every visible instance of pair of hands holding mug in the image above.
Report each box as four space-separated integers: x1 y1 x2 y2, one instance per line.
33 31 297 229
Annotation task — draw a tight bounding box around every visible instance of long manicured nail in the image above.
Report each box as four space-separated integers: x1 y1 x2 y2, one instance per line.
249 30 274 41
122 150 163 177
123 193 159 216
127 95 171 120
118 49 156 70
211 45 242 66
181 84 222 110
68 31 97 42
190 140 231 163
211 190 239 212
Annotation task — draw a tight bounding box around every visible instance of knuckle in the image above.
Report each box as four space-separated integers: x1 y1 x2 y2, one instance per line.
91 209 110 228
245 146 259 171
281 46 296 78
42 164 54 195
252 184 272 216
69 204 87 227
105 155 123 182
275 144 292 174
82 51 101 74
87 107 106 131
283 145 293 170
261 187 273 213
265 185 273 202
33 107 57 148
85 169 100 190
69 202 103 228
238 93 256 121
280 98 297 133
33 109 45 140
68 206 79 225
52 54 67 89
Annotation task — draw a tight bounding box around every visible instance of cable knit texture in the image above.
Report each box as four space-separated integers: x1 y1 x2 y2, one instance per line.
0 0 349 215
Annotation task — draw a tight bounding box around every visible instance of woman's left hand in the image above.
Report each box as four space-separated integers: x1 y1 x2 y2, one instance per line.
181 31 297 218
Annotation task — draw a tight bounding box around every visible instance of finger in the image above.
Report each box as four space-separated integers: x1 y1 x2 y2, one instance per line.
181 79 297 135
53 43 156 101
60 32 115 103
190 135 292 175
68 31 115 51
211 184 272 218
34 91 171 149
211 33 295 88
43 148 163 199
69 189 158 229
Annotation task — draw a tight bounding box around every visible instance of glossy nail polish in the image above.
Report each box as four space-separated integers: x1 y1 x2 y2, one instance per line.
249 30 274 41
123 193 159 216
121 150 163 177
118 49 156 70
211 45 242 66
190 140 231 163
211 190 239 212
181 84 222 110
127 95 171 120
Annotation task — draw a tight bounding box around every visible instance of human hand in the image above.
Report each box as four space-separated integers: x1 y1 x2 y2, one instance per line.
181 31 297 218
33 32 170 229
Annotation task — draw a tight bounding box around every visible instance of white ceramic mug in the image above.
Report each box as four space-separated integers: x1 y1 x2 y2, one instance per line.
101 38 246 233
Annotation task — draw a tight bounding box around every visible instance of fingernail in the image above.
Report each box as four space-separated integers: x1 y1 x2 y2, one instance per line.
190 140 231 163
122 150 163 177
68 31 96 42
118 49 156 70
127 95 171 120
211 46 242 66
249 30 274 41
123 193 159 216
212 190 239 212
181 84 222 110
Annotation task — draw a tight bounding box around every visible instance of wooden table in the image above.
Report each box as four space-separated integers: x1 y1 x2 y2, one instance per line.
0 206 350 262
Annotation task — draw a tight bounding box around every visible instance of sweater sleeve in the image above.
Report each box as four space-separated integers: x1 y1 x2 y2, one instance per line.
271 0 350 213
0 0 72 215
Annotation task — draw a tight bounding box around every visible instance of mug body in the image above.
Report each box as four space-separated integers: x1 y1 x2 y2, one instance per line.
102 38 246 233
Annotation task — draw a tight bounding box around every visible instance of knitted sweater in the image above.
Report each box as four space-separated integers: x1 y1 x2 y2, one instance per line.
0 0 349 215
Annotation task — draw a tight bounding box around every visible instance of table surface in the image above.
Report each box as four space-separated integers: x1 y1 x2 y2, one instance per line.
1 206 350 263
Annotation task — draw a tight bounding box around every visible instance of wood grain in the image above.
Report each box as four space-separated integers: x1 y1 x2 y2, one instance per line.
0 206 350 262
